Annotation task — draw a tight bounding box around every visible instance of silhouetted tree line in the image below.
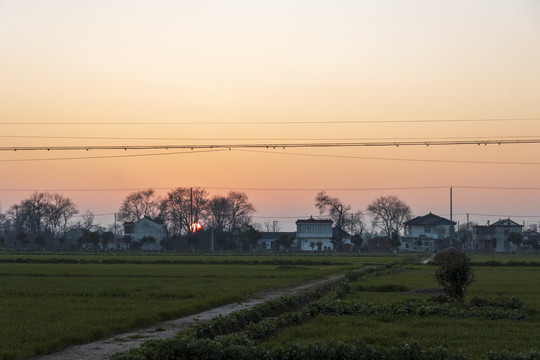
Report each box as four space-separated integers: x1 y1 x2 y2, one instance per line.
0 188 421 252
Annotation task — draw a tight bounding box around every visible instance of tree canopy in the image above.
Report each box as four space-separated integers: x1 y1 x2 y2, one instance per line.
367 195 411 237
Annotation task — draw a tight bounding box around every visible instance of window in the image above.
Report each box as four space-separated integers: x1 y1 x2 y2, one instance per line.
424 226 431 233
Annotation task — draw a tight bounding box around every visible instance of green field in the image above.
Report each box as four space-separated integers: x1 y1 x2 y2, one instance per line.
3 253 539 360
0 253 380 360
111 255 540 360
264 265 540 357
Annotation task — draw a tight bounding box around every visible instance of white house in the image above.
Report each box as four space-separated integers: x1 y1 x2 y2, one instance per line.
473 218 523 253
296 217 333 251
401 213 456 252
123 217 167 251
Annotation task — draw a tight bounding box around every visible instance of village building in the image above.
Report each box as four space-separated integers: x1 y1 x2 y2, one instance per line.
522 230 540 251
473 218 523 253
296 217 334 251
258 232 296 251
367 236 393 252
123 217 167 251
401 213 456 252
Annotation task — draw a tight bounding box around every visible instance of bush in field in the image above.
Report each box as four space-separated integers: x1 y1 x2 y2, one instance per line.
433 247 476 302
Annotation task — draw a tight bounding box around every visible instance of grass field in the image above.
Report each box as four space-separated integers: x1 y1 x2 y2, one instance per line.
0 253 384 360
264 264 540 357
4 253 539 359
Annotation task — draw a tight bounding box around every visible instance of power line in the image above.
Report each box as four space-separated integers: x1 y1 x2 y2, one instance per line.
2 185 540 193
0 186 450 192
233 149 540 166
0 149 225 162
2 144 539 164
3 134 540 141
452 213 540 218
456 186 540 190
0 118 539 125
2 138 540 152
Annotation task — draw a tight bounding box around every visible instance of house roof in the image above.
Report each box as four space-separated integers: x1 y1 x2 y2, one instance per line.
296 216 333 224
404 212 456 226
490 219 522 227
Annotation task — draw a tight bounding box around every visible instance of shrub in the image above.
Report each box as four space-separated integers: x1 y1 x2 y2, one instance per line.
433 248 476 302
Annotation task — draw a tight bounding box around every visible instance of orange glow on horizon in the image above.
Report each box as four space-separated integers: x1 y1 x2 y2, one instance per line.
1 1 540 230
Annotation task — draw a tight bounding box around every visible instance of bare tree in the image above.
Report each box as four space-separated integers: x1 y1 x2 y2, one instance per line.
350 210 366 237
228 191 255 233
367 195 412 238
44 193 78 249
315 191 351 250
0 205 9 242
207 195 232 233
163 187 208 235
81 210 95 232
261 221 280 232
10 192 49 246
118 189 158 222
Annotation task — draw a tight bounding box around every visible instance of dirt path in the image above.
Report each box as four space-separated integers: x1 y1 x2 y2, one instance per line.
34 273 346 360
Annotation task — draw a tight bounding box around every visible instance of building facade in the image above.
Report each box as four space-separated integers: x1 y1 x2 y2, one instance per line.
473 219 523 253
401 213 456 252
296 217 333 251
123 217 167 251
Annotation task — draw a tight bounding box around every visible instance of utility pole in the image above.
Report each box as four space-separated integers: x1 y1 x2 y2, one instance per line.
190 187 193 226
114 213 117 249
450 187 453 223
211 215 214 252
467 213 470 251
450 187 454 247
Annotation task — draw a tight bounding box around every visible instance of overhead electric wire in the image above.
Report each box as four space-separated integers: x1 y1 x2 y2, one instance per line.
1 146 539 164
3 138 540 152
2 134 540 141
232 149 540 166
0 118 539 125
452 213 540 218
0 186 451 192
0 148 225 162
1 185 540 192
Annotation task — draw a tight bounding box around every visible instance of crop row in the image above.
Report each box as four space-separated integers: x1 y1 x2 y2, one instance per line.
111 266 531 360
313 297 528 320
113 338 540 360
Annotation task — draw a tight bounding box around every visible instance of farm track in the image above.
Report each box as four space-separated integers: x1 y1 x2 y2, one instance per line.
33 272 348 360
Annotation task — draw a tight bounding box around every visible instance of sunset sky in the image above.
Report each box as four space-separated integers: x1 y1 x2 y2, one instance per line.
1 1 540 231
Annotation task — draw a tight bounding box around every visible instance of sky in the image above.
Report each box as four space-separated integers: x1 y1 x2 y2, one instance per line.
1 0 540 231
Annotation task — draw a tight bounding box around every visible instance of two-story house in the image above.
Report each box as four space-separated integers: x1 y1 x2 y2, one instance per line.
473 218 523 253
296 217 333 251
401 213 456 252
